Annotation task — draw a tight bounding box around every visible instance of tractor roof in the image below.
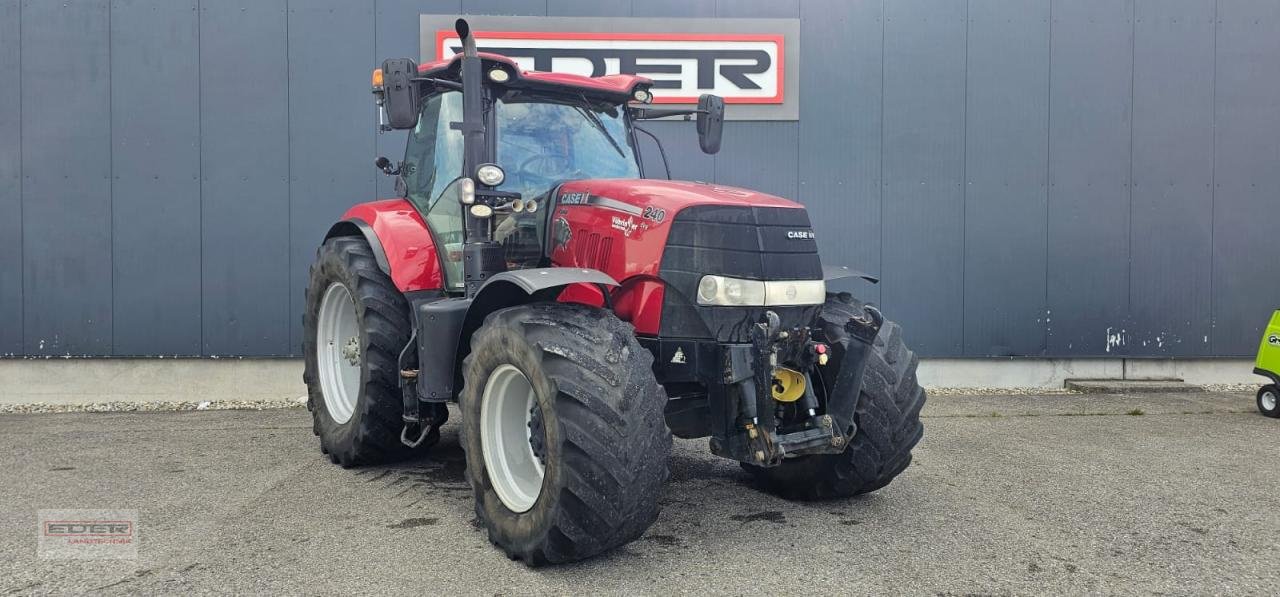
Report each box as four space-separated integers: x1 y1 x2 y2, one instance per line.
416 53 652 103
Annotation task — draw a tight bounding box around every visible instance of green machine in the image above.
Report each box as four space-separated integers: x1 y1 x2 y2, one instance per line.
1255 310 1280 417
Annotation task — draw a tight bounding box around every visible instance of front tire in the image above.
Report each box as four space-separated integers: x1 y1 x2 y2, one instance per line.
460 303 671 565
1259 385 1280 418
303 236 434 467
744 294 926 499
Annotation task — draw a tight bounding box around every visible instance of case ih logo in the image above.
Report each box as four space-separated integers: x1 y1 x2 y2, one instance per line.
436 31 784 104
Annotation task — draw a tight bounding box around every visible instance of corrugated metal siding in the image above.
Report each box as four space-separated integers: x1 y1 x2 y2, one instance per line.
21 0 114 356
1045 0 1134 355
0 0 22 355
110 0 202 355
1 0 1279 357
962 0 1050 357
1212 0 1280 356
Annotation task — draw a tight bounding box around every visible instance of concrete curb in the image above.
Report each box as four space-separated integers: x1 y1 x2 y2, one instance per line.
0 357 1263 407
0 358 305 406
1064 378 1205 394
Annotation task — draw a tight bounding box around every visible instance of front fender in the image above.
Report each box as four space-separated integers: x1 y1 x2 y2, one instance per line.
414 267 620 403
462 268 619 346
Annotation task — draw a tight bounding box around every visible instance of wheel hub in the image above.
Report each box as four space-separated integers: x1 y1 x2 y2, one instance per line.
1263 390 1277 412
341 336 361 367
528 402 547 466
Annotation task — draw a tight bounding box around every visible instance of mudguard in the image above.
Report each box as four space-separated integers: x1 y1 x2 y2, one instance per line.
414 267 619 403
823 265 879 285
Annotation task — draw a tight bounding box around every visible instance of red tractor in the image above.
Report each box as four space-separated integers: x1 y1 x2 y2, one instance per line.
304 20 926 564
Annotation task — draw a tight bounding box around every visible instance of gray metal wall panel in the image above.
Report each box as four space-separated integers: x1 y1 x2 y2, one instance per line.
1046 0 1134 356
798 0 881 304
1129 0 1215 356
630 0 715 18
463 0 545 16
199 0 291 356
0 0 21 354
962 0 1050 356
21 0 113 355
715 0 798 18
110 0 202 356
547 0 627 17
374 0 461 199
288 0 378 351
713 122 798 199
1212 0 1280 355
8 0 1280 358
880 0 967 356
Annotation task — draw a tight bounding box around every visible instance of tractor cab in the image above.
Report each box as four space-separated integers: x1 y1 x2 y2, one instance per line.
372 30 723 294
395 74 644 289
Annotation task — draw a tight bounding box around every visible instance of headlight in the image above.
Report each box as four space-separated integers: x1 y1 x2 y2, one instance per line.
475 164 505 186
695 275 825 307
458 177 475 204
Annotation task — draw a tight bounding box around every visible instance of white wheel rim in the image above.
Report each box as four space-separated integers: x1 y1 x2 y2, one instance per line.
1263 390 1278 412
480 364 545 513
316 282 361 425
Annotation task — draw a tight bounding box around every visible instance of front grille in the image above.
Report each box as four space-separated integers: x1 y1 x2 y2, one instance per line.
659 205 822 281
657 205 823 341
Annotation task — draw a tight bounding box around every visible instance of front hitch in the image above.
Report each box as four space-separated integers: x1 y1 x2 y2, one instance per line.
711 305 884 467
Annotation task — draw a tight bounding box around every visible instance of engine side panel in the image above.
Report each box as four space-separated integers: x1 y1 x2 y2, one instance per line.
337 199 443 292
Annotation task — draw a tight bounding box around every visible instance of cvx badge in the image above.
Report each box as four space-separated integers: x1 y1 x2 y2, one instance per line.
1269 334 1280 347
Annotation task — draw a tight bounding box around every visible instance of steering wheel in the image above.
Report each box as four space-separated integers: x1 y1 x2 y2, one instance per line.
518 154 574 181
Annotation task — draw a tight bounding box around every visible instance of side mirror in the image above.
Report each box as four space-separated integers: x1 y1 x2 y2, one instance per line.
696 94 724 154
380 58 420 130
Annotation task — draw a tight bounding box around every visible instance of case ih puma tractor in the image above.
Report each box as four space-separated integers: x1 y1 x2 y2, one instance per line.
304 20 926 564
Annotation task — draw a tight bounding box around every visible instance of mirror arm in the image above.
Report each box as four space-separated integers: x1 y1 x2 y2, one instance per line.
629 106 706 120
411 77 463 91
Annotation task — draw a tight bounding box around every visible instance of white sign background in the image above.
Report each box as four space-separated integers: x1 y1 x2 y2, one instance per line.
422 15 800 120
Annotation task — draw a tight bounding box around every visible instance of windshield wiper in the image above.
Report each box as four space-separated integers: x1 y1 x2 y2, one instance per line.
573 101 626 158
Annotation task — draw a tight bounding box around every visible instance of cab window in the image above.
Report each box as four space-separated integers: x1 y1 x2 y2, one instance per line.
403 92 465 290
492 93 640 270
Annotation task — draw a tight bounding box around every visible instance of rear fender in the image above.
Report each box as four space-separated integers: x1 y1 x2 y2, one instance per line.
324 199 444 292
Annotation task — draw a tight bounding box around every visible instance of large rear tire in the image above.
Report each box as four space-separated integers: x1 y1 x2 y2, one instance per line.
744 294 926 499
460 303 671 565
303 236 436 467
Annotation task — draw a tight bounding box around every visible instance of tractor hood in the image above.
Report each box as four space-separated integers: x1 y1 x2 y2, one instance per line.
549 179 816 283
547 178 821 343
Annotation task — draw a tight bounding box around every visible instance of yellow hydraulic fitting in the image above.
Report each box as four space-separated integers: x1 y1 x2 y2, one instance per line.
770 367 806 403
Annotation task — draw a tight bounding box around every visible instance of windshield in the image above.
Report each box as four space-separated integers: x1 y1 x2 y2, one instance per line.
494 93 640 202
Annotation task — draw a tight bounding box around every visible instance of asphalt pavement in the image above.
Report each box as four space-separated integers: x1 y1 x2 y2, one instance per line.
2 390 1276 595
